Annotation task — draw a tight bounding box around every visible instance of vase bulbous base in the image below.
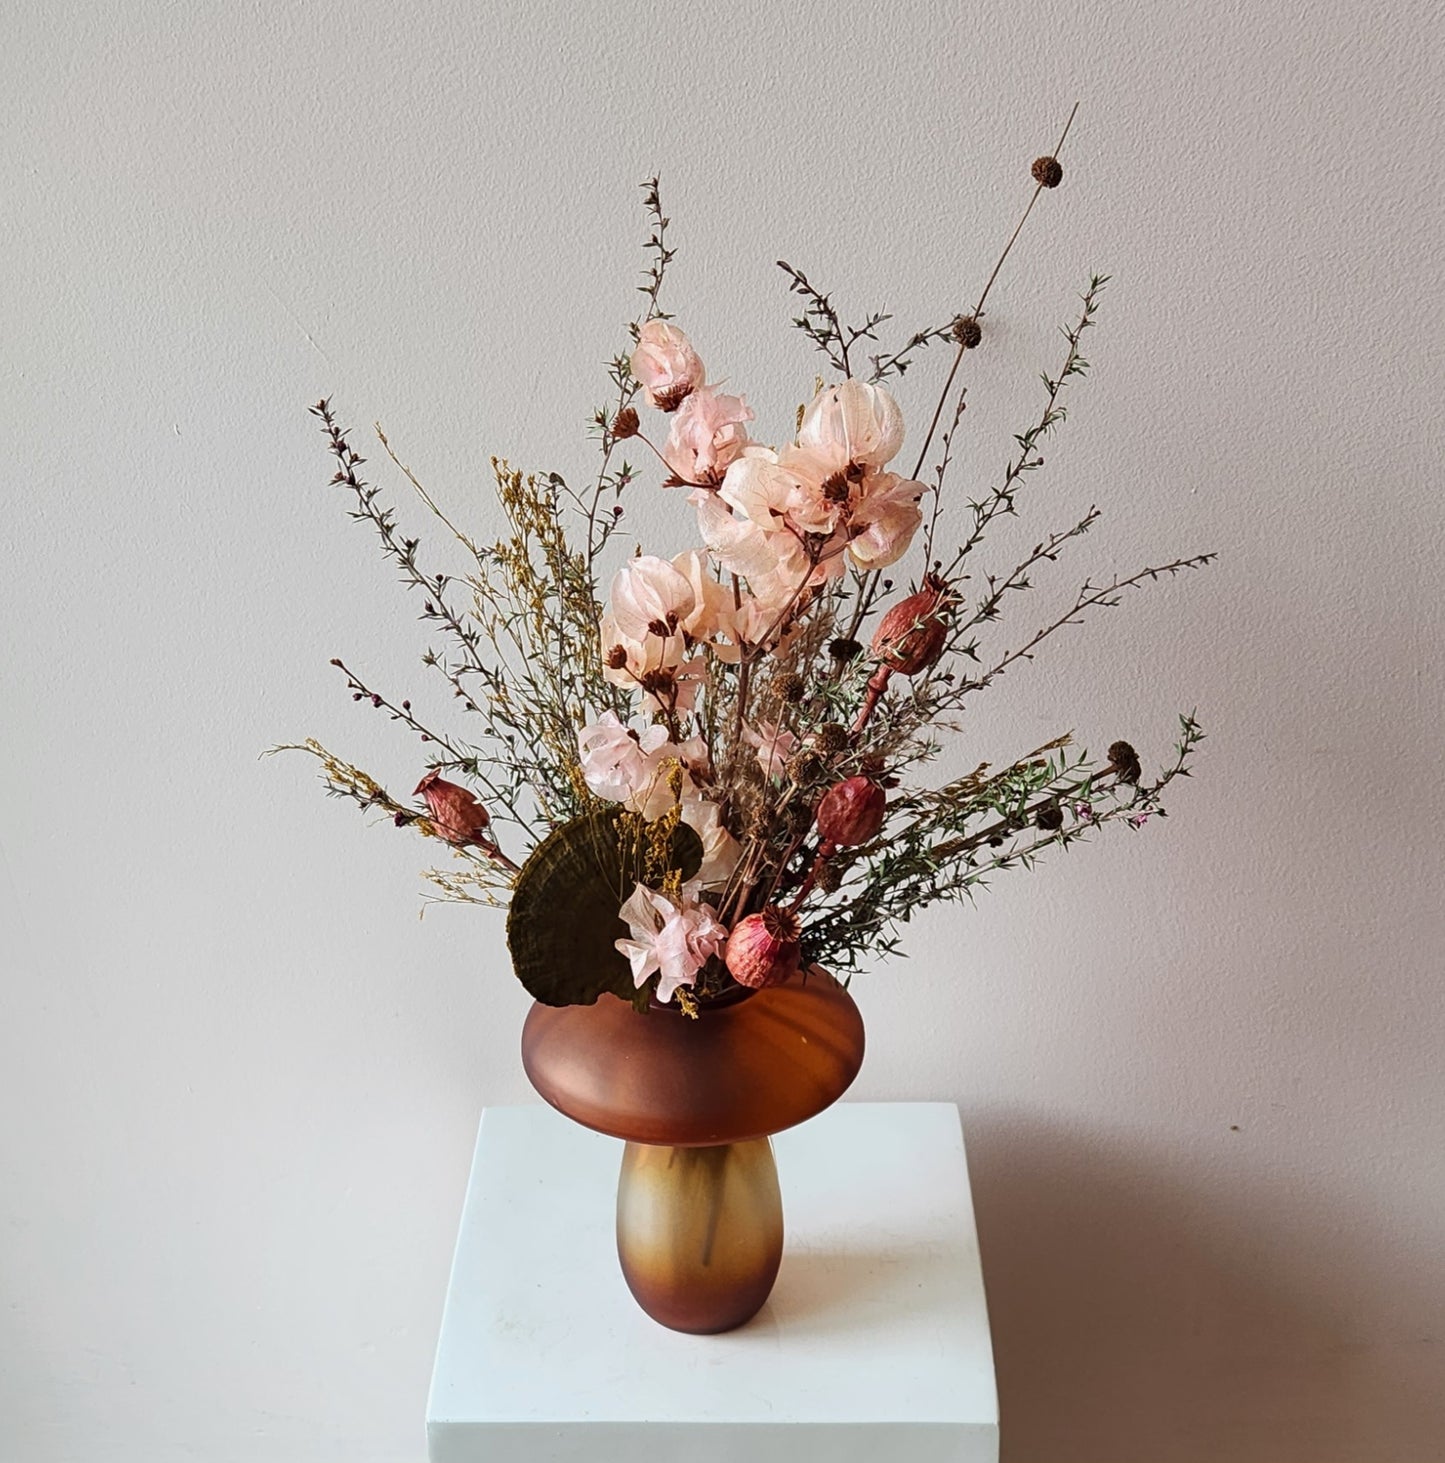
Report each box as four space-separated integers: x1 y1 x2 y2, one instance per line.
615 1137 783 1334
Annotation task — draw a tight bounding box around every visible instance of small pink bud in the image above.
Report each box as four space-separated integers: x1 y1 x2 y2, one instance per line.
724 906 802 989
630 319 705 412
815 776 886 847
872 576 949 675
414 770 491 845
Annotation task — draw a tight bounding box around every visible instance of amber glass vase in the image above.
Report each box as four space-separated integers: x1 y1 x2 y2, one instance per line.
521 968 865 1333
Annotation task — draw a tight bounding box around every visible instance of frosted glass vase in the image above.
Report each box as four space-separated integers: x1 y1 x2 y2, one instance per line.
521 968 864 1332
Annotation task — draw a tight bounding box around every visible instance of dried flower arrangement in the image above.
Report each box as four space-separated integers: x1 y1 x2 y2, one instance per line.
281 109 1212 1014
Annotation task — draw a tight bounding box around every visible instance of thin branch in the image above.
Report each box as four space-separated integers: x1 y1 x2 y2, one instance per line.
957 554 1218 698
843 103 1082 635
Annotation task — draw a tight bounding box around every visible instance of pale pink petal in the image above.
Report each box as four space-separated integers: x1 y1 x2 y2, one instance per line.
743 720 799 779
609 555 697 643
578 714 684 815
662 386 753 484
614 882 730 1005
672 547 737 644
846 470 925 570
680 791 742 887
718 447 801 529
797 379 905 469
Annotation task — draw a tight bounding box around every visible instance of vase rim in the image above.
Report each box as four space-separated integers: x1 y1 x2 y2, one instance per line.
647 978 756 1014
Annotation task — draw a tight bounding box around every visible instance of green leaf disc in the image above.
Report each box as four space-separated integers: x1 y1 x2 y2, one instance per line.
506 809 703 1007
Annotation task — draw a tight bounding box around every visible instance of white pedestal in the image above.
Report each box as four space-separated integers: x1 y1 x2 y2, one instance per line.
426 1102 997 1463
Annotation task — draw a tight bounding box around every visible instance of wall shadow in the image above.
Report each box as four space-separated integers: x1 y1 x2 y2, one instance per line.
965 1112 1445 1463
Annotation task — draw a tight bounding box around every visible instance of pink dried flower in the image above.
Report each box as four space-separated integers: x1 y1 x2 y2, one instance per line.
672 547 737 645
718 446 805 529
576 717 738 887
414 770 491 845
724 906 802 989
844 468 925 570
615 882 729 1005
630 319 705 411
678 787 742 888
815 776 887 847
599 609 685 685
692 449 826 614
607 554 696 643
797 379 905 471
743 720 799 779
663 386 753 484
576 712 674 816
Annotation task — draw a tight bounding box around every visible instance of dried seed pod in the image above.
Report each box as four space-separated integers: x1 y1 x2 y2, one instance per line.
724 906 803 989
1031 155 1064 187
776 672 807 704
829 637 863 662
414 770 491 845
1035 803 1065 831
872 577 950 675
785 799 817 836
611 406 640 440
784 749 823 783
816 776 887 847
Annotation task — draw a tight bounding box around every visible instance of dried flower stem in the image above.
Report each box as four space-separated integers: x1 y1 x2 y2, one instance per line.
845 101 1082 640
943 275 1107 580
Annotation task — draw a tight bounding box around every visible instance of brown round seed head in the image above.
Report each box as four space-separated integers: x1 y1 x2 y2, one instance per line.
815 860 843 894
812 723 850 755
1107 740 1142 784
612 406 640 440
785 800 817 836
1032 155 1064 187
785 749 823 783
951 314 983 349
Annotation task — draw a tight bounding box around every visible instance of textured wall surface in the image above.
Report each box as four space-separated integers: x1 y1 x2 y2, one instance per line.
3 2 1442 1460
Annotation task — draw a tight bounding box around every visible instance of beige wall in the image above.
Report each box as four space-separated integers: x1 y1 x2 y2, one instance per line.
2 1 1442 1459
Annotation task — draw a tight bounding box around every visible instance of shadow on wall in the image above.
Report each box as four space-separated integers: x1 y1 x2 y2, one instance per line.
969 1114 1445 1463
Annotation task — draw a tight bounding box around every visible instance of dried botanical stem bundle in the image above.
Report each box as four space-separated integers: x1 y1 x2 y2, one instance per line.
281 111 1212 1011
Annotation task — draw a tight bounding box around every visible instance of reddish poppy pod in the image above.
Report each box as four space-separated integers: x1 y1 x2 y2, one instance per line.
414 770 491 845
872 579 949 675
815 776 887 847
724 907 803 989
